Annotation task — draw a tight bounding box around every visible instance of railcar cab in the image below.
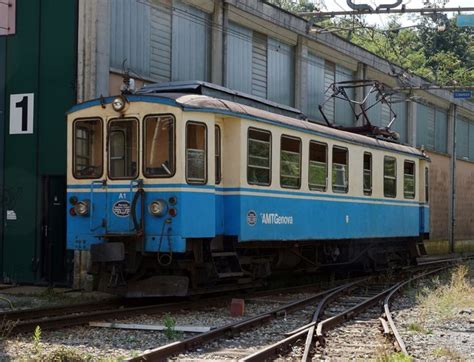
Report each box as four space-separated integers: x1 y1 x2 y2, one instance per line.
67 93 226 296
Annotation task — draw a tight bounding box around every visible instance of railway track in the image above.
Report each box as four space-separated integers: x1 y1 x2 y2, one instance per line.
124 262 458 361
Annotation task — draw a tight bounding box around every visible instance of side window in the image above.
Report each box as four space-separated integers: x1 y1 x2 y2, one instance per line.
247 128 271 186
215 125 221 184
363 152 372 196
404 161 415 199
280 135 302 189
186 122 207 184
384 156 397 198
144 115 175 177
73 119 103 179
308 141 327 191
108 119 139 179
425 167 429 203
332 146 348 193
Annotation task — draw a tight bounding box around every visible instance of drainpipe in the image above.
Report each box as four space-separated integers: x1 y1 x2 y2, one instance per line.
448 103 456 254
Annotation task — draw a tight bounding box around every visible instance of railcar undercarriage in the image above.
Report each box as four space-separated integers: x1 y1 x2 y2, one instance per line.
88 236 425 297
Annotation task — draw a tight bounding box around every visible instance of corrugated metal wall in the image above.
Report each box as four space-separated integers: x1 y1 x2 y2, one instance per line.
172 1 211 81
226 22 253 93
150 1 172 82
435 109 448 153
323 61 335 122
251 31 267 99
334 65 354 126
416 103 435 150
267 37 294 106
390 95 407 143
469 121 474 160
456 117 469 159
110 0 151 77
305 52 325 120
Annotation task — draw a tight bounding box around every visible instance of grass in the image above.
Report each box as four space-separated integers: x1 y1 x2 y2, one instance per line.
417 264 474 321
432 347 466 361
377 351 413 362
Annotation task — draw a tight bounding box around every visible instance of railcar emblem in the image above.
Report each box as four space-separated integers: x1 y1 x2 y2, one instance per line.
247 210 257 226
113 200 131 217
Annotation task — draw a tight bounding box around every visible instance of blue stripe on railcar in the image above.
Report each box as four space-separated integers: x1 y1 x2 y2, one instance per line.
67 184 429 253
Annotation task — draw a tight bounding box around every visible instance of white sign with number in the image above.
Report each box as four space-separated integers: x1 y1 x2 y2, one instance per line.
9 93 34 134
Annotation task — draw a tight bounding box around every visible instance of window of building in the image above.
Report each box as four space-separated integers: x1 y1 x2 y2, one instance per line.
404 161 415 199
144 115 175 177
363 152 372 196
186 122 207 184
308 141 327 191
425 167 429 203
332 146 348 193
215 125 221 184
73 119 103 179
108 119 138 179
384 156 397 198
280 135 301 189
247 128 271 186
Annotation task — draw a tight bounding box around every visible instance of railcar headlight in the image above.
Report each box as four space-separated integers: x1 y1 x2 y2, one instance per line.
112 96 127 112
149 200 167 217
74 200 90 216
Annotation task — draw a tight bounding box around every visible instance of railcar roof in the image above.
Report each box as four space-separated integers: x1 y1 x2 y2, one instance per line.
68 92 427 159
172 93 426 159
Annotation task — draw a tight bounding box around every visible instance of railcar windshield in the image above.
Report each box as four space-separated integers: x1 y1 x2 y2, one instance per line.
73 119 103 179
144 115 175 177
108 119 138 179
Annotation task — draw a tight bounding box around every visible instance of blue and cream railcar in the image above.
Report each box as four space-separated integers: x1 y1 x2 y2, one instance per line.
67 83 429 296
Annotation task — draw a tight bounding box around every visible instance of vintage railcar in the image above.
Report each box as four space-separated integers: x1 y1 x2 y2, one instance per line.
66 82 430 297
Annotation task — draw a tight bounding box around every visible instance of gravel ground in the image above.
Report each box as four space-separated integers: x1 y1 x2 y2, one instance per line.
389 261 474 361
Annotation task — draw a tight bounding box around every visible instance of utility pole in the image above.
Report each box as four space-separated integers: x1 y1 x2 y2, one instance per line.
448 103 457 254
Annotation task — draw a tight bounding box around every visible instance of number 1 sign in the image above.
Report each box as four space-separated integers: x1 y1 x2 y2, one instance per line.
9 93 34 134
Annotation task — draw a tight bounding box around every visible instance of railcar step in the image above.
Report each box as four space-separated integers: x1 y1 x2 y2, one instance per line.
211 252 244 278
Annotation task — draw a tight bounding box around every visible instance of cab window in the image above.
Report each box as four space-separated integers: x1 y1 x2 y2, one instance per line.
308 141 327 191
404 161 415 199
73 119 103 179
248 128 271 186
332 146 348 193
186 122 207 184
108 119 139 179
144 115 175 177
384 156 397 198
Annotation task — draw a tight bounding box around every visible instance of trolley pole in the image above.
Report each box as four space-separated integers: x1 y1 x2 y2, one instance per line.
448 103 457 254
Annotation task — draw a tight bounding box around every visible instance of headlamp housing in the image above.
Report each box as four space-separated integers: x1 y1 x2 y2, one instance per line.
112 95 128 112
74 200 90 216
149 200 167 217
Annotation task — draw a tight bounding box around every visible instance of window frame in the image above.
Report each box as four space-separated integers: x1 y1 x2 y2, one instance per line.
280 134 302 189
185 121 208 185
363 152 372 196
403 160 416 199
383 156 397 198
107 117 140 180
142 113 176 179
215 125 222 185
425 167 429 203
72 117 104 180
332 145 349 194
247 127 272 187
308 140 328 192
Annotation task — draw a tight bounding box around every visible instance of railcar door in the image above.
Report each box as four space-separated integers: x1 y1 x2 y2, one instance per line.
105 118 139 234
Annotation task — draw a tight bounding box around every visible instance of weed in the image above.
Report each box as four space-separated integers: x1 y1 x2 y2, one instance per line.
0 316 17 340
432 347 465 361
377 351 413 362
163 314 181 340
33 325 42 354
407 322 426 333
418 264 474 321
43 346 87 361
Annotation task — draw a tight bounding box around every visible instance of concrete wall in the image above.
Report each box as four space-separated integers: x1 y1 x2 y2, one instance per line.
428 152 450 241
455 159 474 240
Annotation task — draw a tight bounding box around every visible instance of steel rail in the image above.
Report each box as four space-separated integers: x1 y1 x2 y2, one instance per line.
240 280 365 362
125 281 363 362
382 266 451 356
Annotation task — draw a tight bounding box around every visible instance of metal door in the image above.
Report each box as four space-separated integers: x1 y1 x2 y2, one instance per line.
40 176 72 285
